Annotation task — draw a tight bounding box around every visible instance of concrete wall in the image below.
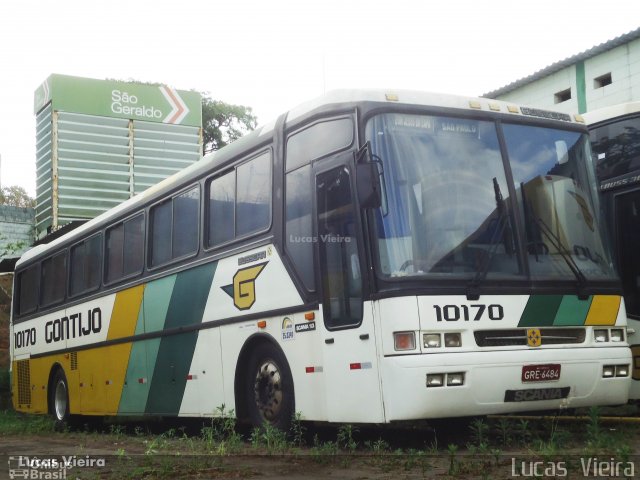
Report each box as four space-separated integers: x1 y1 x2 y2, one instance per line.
0 205 35 257
493 38 640 113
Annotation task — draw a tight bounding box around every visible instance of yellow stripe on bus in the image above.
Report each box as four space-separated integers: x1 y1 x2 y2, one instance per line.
78 285 145 414
584 295 621 326
107 284 145 340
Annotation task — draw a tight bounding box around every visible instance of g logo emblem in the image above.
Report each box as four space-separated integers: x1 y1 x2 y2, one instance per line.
222 262 268 310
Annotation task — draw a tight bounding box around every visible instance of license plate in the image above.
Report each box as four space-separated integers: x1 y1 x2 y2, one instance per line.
521 364 561 382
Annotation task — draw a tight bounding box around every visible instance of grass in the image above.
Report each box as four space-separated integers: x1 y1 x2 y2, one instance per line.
2 407 639 479
0 409 55 434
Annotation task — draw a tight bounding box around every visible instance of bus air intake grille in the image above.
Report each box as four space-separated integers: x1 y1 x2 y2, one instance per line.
16 360 31 405
475 328 586 347
70 352 78 371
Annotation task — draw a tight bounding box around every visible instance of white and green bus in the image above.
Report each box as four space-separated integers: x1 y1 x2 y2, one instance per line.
585 101 640 400
11 90 631 430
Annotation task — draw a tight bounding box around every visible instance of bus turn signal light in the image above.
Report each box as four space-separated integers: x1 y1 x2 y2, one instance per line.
394 332 416 351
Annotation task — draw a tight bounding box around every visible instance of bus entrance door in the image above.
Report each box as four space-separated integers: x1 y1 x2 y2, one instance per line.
316 164 384 423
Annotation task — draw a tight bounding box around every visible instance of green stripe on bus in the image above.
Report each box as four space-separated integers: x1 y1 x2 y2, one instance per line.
118 274 178 414
145 262 216 415
143 275 177 333
553 295 593 326
518 295 563 327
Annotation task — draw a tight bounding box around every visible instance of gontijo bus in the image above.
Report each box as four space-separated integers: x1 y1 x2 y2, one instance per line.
11 90 632 429
584 101 640 400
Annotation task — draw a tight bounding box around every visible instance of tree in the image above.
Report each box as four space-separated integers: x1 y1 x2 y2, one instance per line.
201 95 258 154
0 186 35 208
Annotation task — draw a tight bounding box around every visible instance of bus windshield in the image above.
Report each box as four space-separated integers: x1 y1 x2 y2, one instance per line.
366 113 616 282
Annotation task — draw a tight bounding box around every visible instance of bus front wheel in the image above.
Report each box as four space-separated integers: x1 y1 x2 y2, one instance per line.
245 343 294 432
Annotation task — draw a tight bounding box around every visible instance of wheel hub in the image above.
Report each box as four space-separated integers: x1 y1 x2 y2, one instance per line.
253 360 283 421
54 380 67 421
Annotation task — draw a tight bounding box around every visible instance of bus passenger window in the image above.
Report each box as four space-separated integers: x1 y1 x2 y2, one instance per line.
173 187 200 258
70 233 102 296
150 201 172 266
209 171 235 246
207 151 271 247
124 214 145 275
17 264 39 316
41 252 67 307
237 152 271 237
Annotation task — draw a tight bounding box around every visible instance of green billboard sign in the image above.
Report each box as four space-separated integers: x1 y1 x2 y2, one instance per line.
34 74 202 127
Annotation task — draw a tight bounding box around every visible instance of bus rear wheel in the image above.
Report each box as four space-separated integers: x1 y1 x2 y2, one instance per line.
50 369 70 429
245 343 294 432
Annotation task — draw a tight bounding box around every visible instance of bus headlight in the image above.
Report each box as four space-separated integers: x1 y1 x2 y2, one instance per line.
615 365 630 377
394 331 416 351
594 329 609 343
603 365 615 378
444 333 462 347
610 329 625 342
447 372 465 386
426 374 444 387
423 333 441 348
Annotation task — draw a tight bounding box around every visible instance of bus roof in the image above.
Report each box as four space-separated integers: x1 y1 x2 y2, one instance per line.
16 89 584 268
583 101 640 126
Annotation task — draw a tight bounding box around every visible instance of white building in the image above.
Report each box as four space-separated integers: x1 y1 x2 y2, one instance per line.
484 28 640 114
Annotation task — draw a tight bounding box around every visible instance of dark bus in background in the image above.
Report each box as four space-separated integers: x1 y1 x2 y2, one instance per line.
586 102 640 399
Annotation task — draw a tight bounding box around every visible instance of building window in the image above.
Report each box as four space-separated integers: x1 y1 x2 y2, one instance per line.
594 73 612 89
554 89 571 104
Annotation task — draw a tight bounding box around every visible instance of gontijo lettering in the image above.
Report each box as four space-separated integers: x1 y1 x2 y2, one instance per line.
45 308 102 344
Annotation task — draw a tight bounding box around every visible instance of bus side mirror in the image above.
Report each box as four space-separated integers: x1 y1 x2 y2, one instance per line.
356 161 382 209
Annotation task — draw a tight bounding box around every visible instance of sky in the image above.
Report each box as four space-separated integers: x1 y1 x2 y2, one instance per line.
0 1 639 196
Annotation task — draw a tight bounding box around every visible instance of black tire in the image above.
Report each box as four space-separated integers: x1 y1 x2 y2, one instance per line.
244 343 295 432
50 369 70 430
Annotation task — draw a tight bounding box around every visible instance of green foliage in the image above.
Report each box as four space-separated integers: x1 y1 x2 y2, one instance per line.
201 95 257 153
447 443 459 475
0 410 55 434
290 412 306 447
0 185 35 208
469 418 489 447
336 424 358 452
249 422 289 453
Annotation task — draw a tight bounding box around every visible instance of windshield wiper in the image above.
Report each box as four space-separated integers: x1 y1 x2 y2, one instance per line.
534 216 589 299
466 178 514 300
521 185 589 299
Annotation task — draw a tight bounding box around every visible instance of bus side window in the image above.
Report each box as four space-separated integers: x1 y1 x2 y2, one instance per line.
70 233 102 296
41 252 67 308
17 264 39 317
285 164 315 291
316 166 363 328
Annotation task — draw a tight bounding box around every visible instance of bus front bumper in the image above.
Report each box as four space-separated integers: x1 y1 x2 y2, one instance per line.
380 347 631 421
